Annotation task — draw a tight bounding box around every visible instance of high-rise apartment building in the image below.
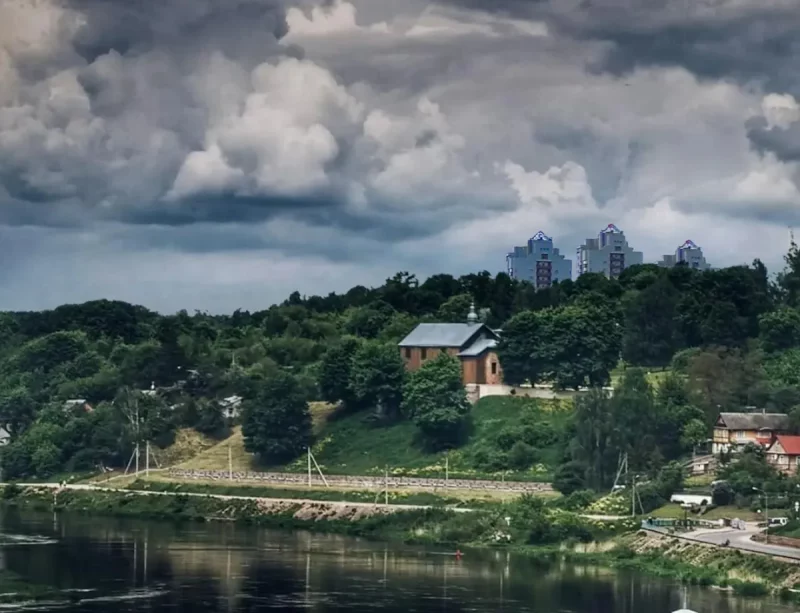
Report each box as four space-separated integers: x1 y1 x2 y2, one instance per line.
658 240 710 270
576 224 643 278
506 231 573 288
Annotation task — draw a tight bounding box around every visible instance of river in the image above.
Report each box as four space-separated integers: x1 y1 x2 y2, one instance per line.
0 508 795 612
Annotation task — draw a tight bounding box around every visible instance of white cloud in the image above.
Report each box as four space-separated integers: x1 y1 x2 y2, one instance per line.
761 93 800 130
404 5 548 38
286 1 390 38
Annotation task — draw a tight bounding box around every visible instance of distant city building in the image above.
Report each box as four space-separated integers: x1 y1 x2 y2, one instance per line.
506 231 573 288
576 224 643 278
658 240 710 271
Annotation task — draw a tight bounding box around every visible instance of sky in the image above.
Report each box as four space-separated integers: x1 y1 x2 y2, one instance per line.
2 0 800 313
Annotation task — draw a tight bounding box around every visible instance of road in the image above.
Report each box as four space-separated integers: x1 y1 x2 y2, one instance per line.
644 524 800 561
14 482 474 513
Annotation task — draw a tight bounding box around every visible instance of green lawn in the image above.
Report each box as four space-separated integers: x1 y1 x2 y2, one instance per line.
650 503 762 522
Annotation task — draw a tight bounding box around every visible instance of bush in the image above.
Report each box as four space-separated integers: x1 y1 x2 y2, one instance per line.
711 481 735 507
508 441 537 471
551 490 597 511
553 461 588 496
1 484 21 500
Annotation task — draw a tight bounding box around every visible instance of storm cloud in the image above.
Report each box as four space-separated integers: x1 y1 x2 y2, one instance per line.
2 0 800 311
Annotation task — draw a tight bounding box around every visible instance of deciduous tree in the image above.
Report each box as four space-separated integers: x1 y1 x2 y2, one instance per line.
402 353 470 449
242 371 312 464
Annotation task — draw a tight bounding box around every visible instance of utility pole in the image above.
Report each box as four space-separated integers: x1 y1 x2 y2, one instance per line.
307 448 312 487
228 443 233 482
145 441 150 477
631 475 636 518
384 465 389 507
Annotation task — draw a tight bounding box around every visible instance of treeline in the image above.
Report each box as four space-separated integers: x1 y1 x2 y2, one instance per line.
3 243 800 482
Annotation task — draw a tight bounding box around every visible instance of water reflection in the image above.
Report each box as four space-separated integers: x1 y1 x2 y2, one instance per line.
0 508 793 613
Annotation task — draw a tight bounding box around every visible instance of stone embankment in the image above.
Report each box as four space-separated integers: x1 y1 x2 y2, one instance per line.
167 469 553 493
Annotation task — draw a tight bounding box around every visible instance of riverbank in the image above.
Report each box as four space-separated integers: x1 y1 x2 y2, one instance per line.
4 485 800 602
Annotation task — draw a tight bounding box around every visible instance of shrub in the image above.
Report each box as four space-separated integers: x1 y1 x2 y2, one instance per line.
552 461 588 496
712 480 734 506
508 441 537 471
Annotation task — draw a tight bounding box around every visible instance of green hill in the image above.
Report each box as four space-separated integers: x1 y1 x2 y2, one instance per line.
180 396 573 481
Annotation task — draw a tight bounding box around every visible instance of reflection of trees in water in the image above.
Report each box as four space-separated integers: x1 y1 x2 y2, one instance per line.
0 510 792 613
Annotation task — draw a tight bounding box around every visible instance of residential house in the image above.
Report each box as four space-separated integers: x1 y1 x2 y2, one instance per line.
220 395 243 420
767 435 800 474
712 411 791 454
398 304 502 385
63 399 93 413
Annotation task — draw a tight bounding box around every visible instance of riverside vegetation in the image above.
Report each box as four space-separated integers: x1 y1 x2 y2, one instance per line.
5 484 800 600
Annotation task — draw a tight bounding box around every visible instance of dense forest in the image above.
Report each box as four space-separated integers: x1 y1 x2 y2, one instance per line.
4 242 800 488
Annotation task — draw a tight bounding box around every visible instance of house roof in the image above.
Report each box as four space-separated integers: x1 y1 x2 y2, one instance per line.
772 435 800 456
458 338 498 357
398 323 497 348
717 412 790 431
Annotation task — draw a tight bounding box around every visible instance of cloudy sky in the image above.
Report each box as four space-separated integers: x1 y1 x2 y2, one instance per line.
2 0 800 313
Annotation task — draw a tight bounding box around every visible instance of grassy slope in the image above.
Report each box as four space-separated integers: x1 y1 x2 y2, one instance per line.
177 402 336 472
177 396 572 480
284 395 572 479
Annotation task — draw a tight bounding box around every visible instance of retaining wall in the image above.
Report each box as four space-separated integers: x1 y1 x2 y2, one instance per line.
167 469 553 493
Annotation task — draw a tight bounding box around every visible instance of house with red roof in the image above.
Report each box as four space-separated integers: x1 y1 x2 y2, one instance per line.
767 435 800 474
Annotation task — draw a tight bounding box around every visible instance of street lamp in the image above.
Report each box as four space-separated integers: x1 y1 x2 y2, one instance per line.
753 487 769 543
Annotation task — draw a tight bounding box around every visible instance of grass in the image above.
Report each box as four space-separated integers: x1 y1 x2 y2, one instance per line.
282 395 572 479
177 402 336 472
124 478 499 508
650 503 762 522
178 396 572 481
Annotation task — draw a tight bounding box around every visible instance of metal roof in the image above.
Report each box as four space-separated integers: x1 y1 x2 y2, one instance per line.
398 323 495 348
717 412 790 431
457 338 497 357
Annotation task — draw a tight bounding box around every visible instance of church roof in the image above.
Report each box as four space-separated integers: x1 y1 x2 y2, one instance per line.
398 323 497 348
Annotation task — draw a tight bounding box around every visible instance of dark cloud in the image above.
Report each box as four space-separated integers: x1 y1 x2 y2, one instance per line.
66 0 290 62
747 116 800 163
440 0 800 94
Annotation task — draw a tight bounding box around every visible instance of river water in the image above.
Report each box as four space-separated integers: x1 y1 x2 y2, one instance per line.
0 508 795 613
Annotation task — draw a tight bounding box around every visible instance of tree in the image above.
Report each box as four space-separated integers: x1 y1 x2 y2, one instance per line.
436 294 473 323
496 311 542 385
349 342 405 421
778 238 800 307
611 369 658 471
318 337 362 408
540 304 621 389
759 307 800 353
711 480 734 506
552 461 588 495
241 371 312 464
402 353 471 449
195 399 225 435
681 419 708 451
622 277 681 367
499 302 621 389
571 388 616 489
